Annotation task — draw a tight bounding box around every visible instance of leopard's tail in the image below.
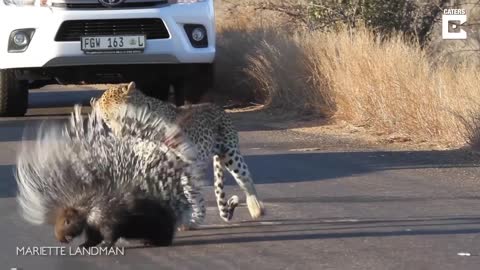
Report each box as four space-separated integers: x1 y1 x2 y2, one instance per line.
246 194 265 219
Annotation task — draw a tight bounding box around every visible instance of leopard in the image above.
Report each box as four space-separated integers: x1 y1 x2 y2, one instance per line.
91 82 265 223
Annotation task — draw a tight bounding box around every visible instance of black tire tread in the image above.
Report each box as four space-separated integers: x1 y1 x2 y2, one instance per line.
0 69 28 117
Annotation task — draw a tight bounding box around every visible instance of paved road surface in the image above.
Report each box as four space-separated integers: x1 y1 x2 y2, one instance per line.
2 88 480 270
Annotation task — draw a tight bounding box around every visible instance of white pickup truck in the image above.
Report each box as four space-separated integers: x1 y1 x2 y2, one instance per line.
0 0 216 116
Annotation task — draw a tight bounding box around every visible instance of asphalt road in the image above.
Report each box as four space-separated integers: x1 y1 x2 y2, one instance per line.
2 88 480 270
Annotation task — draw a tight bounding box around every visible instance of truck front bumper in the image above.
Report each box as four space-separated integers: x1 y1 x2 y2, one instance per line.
0 2 216 69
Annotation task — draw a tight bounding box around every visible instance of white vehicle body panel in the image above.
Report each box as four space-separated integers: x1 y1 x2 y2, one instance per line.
0 1 216 69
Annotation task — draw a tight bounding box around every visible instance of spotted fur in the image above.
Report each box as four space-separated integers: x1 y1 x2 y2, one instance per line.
92 82 265 222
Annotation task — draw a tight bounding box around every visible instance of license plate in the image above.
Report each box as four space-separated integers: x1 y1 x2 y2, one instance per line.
81 35 146 53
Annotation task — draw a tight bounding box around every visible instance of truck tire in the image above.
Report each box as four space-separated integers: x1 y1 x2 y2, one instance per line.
172 80 186 106
137 80 170 101
173 63 214 106
0 69 29 117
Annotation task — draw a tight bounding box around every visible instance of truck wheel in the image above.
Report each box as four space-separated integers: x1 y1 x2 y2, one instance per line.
0 69 29 117
185 78 209 104
137 80 170 101
172 80 185 107
173 63 214 106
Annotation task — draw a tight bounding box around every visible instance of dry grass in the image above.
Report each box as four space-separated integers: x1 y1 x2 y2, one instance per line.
215 3 480 148
214 0 303 103
301 28 480 146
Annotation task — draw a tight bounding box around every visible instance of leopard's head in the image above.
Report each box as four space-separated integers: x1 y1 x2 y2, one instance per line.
93 81 137 116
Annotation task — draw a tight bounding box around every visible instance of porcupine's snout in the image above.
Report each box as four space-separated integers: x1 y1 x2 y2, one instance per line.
57 235 73 244
54 208 85 244
54 226 71 243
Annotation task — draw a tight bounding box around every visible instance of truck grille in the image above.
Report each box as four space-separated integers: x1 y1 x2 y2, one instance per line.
55 19 170 42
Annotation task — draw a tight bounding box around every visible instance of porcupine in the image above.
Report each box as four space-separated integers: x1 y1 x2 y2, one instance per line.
15 102 206 247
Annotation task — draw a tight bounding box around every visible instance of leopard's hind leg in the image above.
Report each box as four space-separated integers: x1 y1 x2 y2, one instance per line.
213 155 239 222
221 149 265 220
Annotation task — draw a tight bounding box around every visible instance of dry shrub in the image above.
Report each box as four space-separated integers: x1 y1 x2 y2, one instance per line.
457 110 480 150
244 26 480 146
310 28 480 145
215 2 480 146
245 34 334 115
214 0 303 103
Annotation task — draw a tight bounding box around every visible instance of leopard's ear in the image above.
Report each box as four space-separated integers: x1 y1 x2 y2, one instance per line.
127 81 136 93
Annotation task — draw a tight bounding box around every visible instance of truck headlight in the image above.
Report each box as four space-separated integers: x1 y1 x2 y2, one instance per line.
184 24 208 48
3 0 35 6
191 28 206 42
168 0 205 3
13 32 28 46
8 29 35 53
